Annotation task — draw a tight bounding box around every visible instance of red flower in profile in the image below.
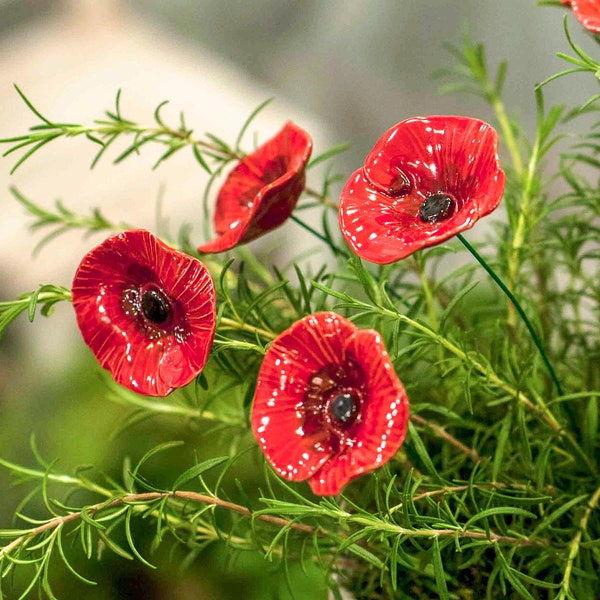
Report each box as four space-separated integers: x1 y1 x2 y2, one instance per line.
198 121 312 253
561 0 600 33
72 230 216 396
339 116 505 264
251 312 409 496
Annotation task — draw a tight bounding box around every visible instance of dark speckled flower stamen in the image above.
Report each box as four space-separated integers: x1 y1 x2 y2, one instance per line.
141 288 171 324
329 393 359 424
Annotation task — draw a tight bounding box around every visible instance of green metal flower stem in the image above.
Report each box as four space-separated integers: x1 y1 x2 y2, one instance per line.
457 233 563 397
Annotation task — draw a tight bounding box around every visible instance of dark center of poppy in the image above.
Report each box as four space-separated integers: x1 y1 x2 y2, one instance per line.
303 362 365 454
329 393 359 424
141 289 171 324
419 193 453 223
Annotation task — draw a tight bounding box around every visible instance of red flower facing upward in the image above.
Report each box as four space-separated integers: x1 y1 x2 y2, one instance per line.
72 230 216 396
339 116 505 264
198 121 312 254
561 0 600 33
251 312 409 496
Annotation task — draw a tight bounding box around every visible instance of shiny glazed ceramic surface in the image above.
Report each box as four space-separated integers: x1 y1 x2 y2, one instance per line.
562 0 600 33
72 230 216 396
251 312 409 496
339 116 505 264
198 121 312 253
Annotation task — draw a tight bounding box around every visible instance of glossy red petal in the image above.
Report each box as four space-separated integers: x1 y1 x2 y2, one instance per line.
252 312 410 496
198 121 312 253
72 230 216 396
339 116 505 264
566 0 600 33
308 329 409 496
251 313 356 481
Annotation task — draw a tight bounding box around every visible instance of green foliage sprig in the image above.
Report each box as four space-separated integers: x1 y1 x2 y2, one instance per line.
0 284 71 338
1 15 600 599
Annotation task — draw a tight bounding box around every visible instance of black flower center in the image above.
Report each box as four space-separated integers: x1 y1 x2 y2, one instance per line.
419 194 453 223
329 393 359 424
141 289 171 324
303 361 365 451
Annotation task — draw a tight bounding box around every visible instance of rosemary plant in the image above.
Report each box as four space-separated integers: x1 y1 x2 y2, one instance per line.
0 11 599 600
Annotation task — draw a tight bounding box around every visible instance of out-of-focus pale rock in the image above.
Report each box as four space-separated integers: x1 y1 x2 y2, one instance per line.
0 0 329 374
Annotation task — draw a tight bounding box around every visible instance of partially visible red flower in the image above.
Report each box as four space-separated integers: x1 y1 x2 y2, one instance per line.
72 230 216 396
251 312 409 496
561 0 600 34
198 121 312 253
339 116 505 264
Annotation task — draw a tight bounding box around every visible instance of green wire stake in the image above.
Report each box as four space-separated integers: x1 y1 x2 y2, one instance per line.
457 233 563 397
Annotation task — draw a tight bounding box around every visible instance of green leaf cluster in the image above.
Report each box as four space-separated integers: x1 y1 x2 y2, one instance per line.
1 16 600 599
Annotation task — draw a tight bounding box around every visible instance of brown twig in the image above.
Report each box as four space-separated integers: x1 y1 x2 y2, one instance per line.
0 484 547 565
411 481 555 503
0 490 314 560
410 413 483 463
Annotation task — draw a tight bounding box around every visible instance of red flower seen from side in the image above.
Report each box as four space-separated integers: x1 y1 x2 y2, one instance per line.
198 121 312 253
561 0 600 33
72 229 216 396
339 116 505 264
251 312 409 496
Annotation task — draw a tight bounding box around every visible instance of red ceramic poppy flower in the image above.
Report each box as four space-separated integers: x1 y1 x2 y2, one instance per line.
72 230 216 396
339 116 505 264
251 312 409 496
198 121 312 253
561 0 600 33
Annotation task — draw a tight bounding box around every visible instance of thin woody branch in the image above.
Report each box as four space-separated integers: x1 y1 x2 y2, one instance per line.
1 487 546 564
411 413 483 463
0 490 315 561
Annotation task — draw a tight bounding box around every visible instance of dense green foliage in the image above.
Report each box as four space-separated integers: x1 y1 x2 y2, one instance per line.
0 21 599 600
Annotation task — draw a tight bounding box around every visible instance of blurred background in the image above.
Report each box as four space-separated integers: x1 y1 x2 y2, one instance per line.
0 1 597 598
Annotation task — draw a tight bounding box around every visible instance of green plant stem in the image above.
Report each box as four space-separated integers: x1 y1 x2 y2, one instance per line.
289 214 348 258
413 256 444 364
486 73 536 328
0 289 71 311
315 283 552 426
411 414 482 463
490 92 524 178
342 514 540 547
0 483 544 576
0 457 108 497
303 187 338 209
507 137 540 312
457 233 563 397
218 316 276 341
106 382 245 426
559 485 600 600
0 491 315 562
314 281 597 475
409 481 555 504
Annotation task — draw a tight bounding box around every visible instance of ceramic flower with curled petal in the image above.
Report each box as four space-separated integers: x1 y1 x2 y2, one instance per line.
251 312 409 496
72 229 216 397
198 121 312 254
561 0 600 33
339 116 505 264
